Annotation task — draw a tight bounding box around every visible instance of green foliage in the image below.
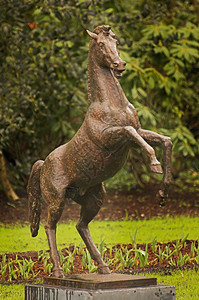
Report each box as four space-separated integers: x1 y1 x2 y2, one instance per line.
174 169 199 192
1 238 199 281
0 254 7 280
82 249 98 273
0 0 198 189
58 249 74 273
105 167 137 190
0 255 39 281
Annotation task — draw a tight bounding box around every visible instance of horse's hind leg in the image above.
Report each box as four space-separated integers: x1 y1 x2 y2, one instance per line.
43 191 65 277
76 184 110 274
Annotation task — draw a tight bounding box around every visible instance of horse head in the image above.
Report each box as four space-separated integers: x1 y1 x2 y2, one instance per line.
87 25 126 78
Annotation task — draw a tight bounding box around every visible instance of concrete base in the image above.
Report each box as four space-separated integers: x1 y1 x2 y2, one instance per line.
25 284 175 300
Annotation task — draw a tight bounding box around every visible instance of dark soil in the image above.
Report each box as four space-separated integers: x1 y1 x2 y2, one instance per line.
0 184 199 224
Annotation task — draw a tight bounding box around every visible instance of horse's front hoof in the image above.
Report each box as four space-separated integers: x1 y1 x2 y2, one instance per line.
159 197 166 207
150 163 163 174
156 190 168 207
53 269 65 278
98 264 111 274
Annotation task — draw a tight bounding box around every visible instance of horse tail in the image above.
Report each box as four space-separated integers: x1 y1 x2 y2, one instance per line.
27 160 44 237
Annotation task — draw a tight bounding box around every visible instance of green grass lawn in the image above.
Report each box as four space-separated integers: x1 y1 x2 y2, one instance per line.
148 269 199 300
0 216 199 253
0 283 25 300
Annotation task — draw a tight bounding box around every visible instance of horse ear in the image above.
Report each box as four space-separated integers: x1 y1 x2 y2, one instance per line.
86 30 98 40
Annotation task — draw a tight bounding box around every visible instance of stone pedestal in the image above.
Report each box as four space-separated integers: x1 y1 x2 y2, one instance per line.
25 273 175 300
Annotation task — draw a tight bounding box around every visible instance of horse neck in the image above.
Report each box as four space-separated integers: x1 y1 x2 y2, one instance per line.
88 54 127 108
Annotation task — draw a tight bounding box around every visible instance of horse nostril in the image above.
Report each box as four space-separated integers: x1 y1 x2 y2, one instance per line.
123 61 126 67
113 62 118 67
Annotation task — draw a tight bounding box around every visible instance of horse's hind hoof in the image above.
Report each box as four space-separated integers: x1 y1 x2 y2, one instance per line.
98 264 111 274
150 163 163 174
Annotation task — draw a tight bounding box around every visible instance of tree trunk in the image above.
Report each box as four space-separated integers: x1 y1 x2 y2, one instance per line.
0 149 19 201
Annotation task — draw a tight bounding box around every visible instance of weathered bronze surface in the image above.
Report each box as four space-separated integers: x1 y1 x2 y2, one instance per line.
44 273 157 290
27 25 172 277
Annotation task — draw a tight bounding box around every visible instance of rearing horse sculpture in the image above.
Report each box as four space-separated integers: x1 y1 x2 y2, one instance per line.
27 25 172 277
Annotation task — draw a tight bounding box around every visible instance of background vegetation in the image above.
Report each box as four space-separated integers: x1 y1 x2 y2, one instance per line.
0 0 199 200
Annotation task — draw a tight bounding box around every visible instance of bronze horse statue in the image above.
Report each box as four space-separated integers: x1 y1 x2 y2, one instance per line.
27 25 172 277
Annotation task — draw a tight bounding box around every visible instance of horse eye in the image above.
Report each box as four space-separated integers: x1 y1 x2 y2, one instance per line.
98 42 104 48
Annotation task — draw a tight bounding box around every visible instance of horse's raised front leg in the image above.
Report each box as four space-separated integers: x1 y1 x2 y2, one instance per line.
137 128 172 202
101 126 163 174
76 184 110 274
124 126 163 174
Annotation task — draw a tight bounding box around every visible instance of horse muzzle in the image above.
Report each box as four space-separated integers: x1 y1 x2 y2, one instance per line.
112 60 126 78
